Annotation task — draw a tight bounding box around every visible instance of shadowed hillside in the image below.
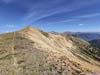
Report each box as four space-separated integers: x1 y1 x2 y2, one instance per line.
0 26 100 75
89 39 100 49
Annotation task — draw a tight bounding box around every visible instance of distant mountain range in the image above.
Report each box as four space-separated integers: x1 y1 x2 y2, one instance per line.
63 32 100 50
63 32 100 41
0 27 100 75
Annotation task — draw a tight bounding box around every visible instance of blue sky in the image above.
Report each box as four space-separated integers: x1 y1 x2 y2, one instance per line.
0 0 100 33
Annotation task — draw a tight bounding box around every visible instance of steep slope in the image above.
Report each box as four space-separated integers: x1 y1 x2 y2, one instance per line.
0 26 100 75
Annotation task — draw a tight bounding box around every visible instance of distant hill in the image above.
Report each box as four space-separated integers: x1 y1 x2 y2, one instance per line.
0 26 100 75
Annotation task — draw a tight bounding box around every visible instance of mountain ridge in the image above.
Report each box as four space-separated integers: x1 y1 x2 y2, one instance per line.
0 27 100 75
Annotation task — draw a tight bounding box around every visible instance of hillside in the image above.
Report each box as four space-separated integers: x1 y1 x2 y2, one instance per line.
0 26 100 75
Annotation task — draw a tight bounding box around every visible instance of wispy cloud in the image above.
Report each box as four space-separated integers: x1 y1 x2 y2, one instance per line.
77 13 100 18
56 19 80 24
0 0 100 33
78 24 84 26
5 24 16 28
22 0 100 24
0 24 17 33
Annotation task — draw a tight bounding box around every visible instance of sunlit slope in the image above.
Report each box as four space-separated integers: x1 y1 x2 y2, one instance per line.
0 26 100 75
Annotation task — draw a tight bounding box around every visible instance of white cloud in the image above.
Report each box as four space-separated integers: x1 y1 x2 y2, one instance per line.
79 24 84 26
5 24 16 28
